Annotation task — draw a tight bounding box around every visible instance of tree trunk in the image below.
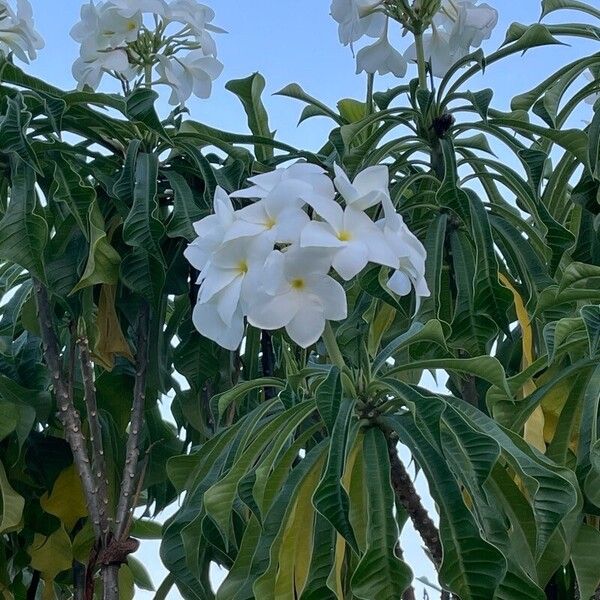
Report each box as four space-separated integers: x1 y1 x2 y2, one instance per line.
102 565 120 600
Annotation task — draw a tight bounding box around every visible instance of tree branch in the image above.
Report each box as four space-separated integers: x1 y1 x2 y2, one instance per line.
387 440 444 568
114 303 150 540
78 336 111 542
34 281 102 539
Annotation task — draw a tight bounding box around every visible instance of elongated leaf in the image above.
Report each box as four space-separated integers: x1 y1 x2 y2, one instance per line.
581 305 600 357
0 460 24 533
71 201 121 293
350 428 412 599
164 171 203 241
226 73 273 162
313 399 358 552
315 367 342 434
122 153 165 263
0 159 47 282
571 524 600 599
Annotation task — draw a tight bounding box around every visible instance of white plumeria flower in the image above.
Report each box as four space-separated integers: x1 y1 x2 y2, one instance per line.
109 0 169 18
248 248 347 348
72 47 130 90
333 163 390 210
301 200 396 281
436 0 498 51
356 23 407 77
330 0 386 45
193 293 245 351
378 197 430 302
167 0 225 35
71 2 142 52
585 71 600 106
225 181 310 245
197 235 273 326
405 25 463 79
184 186 235 274
231 162 336 204
156 50 223 105
0 0 43 63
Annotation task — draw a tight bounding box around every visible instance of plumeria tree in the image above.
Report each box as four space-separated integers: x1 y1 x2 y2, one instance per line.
0 0 600 599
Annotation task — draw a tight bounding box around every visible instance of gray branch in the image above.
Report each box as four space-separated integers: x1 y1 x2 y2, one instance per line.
34 281 102 539
114 303 150 540
78 336 111 543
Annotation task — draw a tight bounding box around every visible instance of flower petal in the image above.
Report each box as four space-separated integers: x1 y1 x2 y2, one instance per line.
285 300 326 348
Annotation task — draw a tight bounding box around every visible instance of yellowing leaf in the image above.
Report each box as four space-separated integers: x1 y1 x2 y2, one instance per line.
28 526 73 600
274 456 322 599
93 284 134 370
499 274 544 451
0 460 24 533
40 465 88 531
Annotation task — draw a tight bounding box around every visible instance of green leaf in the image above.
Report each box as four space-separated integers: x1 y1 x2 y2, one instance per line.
120 248 165 304
70 201 121 293
275 83 343 125
128 556 155 591
0 95 41 172
50 156 96 236
388 356 510 397
226 73 273 162
130 518 163 540
315 367 342 434
541 0 600 19
313 399 358 553
384 411 506 599
204 401 315 543
571 524 600 599
580 305 600 357
373 320 447 374
0 460 24 533
122 152 165 263
350 428 412 599
213 377 285 421
0 159 47 282
0 402 17 441
164 171 203 241
126 87 167 138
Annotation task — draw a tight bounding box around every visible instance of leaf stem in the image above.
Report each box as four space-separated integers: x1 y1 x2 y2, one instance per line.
366 72 375 116
414 32 428 91
322 322 346 370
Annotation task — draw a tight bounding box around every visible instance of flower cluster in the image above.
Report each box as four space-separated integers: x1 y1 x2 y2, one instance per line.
0 0 43 63
70 0 223 104
331 0 498 79
185 163 429 350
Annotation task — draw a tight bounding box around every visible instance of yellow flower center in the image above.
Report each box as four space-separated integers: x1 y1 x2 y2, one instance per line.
127 20 137 31
337 230 352 242
291 278 305 290
237 260 248 274
264 216 277 230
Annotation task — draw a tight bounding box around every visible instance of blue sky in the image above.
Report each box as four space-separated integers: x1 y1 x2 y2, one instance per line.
23 0 598 597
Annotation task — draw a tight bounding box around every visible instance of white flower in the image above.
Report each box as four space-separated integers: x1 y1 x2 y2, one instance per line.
72 47 130 90
167 0 225 35
71 2 142 52
585 70 600 106
156 50 223 105
192 293 245 351
378 197 430 302
232 163 336 209
301 200 396 281
248 248 347 348
109 0 169 18
225 181 310 245
405 26 463 79
0 0 43 63
330 0 386 45
333 163 390 210
191 234 272 350
436 0 498 51
184 186 235 274
356 25 407 77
